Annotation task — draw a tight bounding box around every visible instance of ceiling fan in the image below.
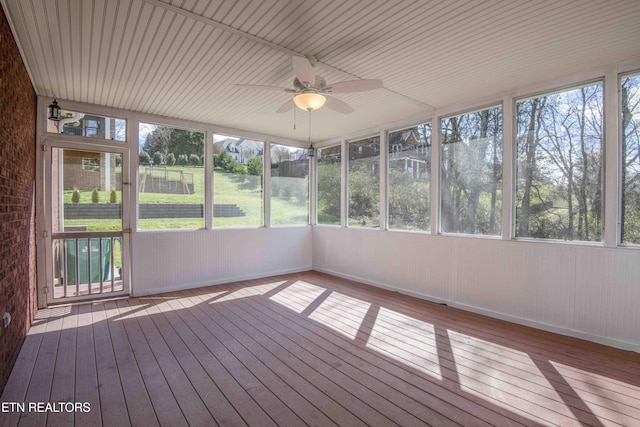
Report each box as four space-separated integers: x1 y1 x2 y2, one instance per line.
235 56 383 114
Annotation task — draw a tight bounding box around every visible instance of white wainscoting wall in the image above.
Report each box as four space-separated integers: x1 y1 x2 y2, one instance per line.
132 227 312 296
313 226 640 352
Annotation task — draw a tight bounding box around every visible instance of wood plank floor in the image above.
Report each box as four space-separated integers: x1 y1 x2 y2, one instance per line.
2 271 640 426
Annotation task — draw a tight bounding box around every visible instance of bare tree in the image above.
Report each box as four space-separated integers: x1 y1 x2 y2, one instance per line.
143 126 172 159
516 83 603 241
441 107 502 234
272 145 291 164
517 97 543 237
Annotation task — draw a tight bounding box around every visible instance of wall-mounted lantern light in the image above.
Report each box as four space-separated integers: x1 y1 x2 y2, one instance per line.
48 99 61 121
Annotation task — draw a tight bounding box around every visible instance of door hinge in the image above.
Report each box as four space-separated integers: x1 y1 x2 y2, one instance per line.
41 145 48 151
43 285 49 294
42 230 49 238
122 228 132 234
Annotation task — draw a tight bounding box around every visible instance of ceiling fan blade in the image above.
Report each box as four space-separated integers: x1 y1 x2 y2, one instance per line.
323 79 383 94
234 84 294 92
325 96 354 114
292 56 315 88
276 100 294 113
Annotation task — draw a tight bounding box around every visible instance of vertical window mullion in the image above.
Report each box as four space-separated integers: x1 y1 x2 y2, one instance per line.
205 128 213 230
603 70 619 247
379 130 388 230
263 141 271 227
341 140 348 227
309 150 316 226
431 119 441 236
502 97 515 240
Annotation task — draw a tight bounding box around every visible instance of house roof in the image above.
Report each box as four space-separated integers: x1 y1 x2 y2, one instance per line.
216 138 264 154
3 0 640 143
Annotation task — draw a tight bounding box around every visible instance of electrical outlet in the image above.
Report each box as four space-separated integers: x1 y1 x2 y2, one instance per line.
3 312 10 328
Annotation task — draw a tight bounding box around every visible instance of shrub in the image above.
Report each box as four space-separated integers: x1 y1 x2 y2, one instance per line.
189 154 200 166
139 151 150 165
166 152 176 166
231 161 247 175
177 154 188 166
247 157 263 176
71 189 80 204
110 189 117 204
317 162 341 218
215 150 233 170
91 189 100 204
153 151 164 165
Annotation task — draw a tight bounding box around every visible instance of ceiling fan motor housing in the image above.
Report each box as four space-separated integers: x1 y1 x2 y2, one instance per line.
294 76 326 91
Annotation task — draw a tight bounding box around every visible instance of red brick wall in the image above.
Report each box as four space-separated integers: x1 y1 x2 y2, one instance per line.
0 6 38 394
63 150 102 190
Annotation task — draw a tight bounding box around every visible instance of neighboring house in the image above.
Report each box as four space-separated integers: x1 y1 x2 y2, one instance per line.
348 138 380 160
46 111 122 191
216 138 264 164
63 150 118 191
59 112 121 140
289 148 309 161
388 128 431 179
389 127 429 155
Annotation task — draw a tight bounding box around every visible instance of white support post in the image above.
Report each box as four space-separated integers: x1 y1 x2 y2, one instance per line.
205 128 213 230
128 117 138 233
104 153 111 192
341 140 348 228
379 129 388 230
309 149 316 225
123 117 137 296
501 96 514 240
430 117 441 235
603 69 620 247
263 141 271 227
36 97 49 308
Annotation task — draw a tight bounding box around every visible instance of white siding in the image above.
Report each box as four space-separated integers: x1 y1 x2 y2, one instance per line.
133 227 312 296
313 227 640 352
574 248 640 344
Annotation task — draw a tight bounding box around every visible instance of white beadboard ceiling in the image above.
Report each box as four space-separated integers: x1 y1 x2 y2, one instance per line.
3 0 640 142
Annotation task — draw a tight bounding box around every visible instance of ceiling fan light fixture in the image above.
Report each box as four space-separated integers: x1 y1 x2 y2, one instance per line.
293 92 326 111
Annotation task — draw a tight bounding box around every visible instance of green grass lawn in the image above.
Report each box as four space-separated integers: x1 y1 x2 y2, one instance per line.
213 169 309 226
213 169 263 226
63 166 309 230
